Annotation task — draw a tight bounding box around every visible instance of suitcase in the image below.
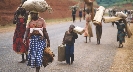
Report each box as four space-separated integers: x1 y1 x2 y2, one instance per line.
58 44 66 61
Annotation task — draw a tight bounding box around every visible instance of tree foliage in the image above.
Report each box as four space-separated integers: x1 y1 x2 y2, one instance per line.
96 0 133 7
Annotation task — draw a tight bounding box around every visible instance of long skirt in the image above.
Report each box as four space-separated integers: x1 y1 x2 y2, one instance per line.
84 22 93 37
13 18 29 54
117 31 125 44
27 35 46 68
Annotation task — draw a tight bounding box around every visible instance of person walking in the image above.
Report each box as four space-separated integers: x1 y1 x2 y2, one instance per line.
23 11 50 72
96 24 102 44
79 9 82 22
84 14 93 43
72 7 77 23
62 24 78 65
114 19 126 48
13 6 29 63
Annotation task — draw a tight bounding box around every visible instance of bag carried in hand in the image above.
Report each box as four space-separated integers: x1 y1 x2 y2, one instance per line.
42 47 55 67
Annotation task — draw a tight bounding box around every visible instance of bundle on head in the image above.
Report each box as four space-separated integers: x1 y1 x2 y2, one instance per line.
42 47 55 67
22 0 52 13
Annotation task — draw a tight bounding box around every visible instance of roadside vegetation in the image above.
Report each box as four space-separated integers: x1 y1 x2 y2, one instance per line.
110 24 133 72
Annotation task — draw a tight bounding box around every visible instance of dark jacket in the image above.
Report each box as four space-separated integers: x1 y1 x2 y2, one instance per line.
63 31 78 45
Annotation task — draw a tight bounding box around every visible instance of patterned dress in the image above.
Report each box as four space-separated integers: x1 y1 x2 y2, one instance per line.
13 18 29 54
27 17 46 68
115 22 126 43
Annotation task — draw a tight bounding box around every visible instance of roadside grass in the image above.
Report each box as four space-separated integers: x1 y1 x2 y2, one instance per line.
110 24 133 72
0 17 73 33
0 23 16 33
45 17 72 25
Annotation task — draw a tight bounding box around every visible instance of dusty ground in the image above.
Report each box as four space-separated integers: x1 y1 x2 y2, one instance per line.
0 21 133 72
110 24 133 72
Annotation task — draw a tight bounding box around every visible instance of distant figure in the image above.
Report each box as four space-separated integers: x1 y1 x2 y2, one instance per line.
79 9 82 22
111 10 116 27
124 9 127 14
114 19 126 48
83 9 86 20
108 10 112 17
83 2 86 20
72 7 77 23
127 10 131 26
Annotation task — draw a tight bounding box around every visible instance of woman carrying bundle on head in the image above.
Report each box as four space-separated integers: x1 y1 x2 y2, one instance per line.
23 11 50 72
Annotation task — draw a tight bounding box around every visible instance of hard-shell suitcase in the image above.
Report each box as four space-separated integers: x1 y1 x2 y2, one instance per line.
58 44 66 61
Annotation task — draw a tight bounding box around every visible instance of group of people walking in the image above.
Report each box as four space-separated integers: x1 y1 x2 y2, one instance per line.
13 4 50 72
12 1 129 72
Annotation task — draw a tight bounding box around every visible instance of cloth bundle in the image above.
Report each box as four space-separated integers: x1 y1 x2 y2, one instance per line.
42 47 55 67
22 0 49 12
93 6 105 26
73 26 85 35
115 11 127 19
103 17 122 23
30 28 43 36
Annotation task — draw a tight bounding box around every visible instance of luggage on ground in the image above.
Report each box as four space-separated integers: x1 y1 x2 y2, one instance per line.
58 44 66 61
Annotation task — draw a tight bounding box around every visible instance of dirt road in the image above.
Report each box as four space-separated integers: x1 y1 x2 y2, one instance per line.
0 20 132 72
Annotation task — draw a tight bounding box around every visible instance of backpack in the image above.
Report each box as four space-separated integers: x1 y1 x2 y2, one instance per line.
64 31 73 44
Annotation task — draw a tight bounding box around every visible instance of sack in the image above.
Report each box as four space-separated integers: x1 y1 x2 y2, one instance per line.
115 12 127 18
125 24 132 38
64 31 73 43
123 19 132 38
73 26 85 35
58 44 66 61
93 6 105 26
103 17 122 23
42 47 55 67
22 0 49 12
